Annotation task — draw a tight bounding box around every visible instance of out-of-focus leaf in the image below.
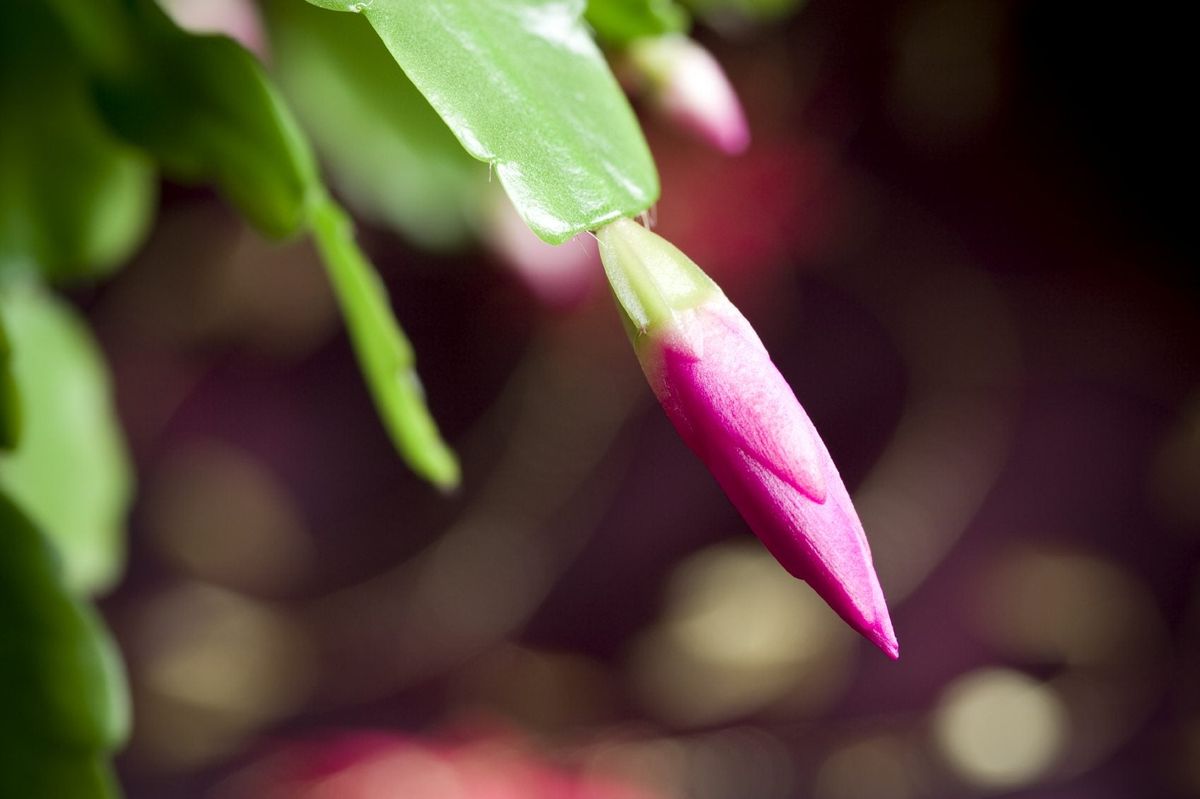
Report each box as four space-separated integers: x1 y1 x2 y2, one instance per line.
0 0 156 284
303 0 659 244
0 284 133 596
40 0 458 489
586 0 690 45
681 0 803 25
310 196 460 490
42 0 140 76
91 0 319 238
0 316 19 451
0 491 129 798
263 0 482 250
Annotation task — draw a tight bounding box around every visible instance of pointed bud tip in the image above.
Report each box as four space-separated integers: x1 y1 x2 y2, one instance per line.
664 53 751 156
866 615 900 660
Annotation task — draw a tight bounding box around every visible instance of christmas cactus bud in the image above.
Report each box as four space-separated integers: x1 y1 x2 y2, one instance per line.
625 35 750 155
597 218 898 658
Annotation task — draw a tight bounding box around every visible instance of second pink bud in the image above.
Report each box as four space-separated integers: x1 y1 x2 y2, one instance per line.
623 35 750 155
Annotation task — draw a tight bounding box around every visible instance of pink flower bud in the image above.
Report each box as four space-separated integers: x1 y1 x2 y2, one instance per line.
626 35 750 155
597 218 897 658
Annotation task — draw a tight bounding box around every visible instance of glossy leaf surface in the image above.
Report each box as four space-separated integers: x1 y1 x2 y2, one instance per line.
0 491 128 798
304 0 659 243
0 285 133 595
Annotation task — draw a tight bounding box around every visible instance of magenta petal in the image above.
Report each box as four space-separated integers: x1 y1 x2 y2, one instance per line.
653 305 826 503
596 217 897 657
642 301 898 658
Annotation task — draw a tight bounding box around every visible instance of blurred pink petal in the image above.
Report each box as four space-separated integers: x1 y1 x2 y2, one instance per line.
597 218 897 658
160 0 268 57
485 194 600 308
215 731 664 799
627 35 750 155
650 138 843 286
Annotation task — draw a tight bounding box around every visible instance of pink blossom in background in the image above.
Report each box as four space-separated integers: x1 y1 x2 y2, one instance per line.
650 139 844 286
625 36 750 156
484 194 601 309
597 219 898 658
160 0 267 57
215 731 663 799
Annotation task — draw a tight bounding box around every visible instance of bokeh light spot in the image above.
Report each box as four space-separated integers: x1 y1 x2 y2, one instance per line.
144 439 314 595
629 542 855 726
129 582 315 769
814 735 919 799
933 668 1068 789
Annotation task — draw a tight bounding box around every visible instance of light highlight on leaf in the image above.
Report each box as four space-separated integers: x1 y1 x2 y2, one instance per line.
303 0 659 243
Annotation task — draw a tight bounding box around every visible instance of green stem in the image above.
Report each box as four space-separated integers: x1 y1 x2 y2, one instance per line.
309 194 460 490
596 217 719 337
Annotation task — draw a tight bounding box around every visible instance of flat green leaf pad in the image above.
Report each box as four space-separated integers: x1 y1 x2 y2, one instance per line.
307 0 659 243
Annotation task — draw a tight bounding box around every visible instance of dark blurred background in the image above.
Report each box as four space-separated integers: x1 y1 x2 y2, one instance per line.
92 1 1198 796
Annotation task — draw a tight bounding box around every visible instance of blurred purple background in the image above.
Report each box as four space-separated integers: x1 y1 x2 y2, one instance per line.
90 1 1198 797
